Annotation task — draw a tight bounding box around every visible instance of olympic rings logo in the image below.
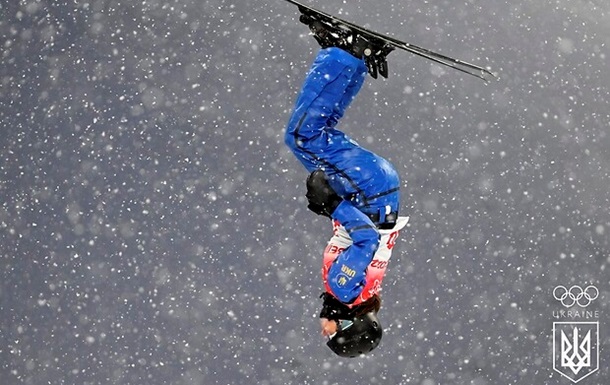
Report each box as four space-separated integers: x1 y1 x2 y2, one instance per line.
552 285 599 308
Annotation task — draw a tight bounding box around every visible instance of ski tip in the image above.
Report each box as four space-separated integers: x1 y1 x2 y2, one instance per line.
481 69 499 84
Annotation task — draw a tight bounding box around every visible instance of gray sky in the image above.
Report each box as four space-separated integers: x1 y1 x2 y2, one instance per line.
1 1 609 384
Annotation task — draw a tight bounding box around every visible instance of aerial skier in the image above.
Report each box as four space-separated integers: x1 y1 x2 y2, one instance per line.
284 20 409 357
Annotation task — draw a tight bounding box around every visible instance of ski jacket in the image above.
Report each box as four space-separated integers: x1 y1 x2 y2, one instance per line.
322 217 409 305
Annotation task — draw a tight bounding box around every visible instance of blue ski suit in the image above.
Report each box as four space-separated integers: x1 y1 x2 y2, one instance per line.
285 47 401 304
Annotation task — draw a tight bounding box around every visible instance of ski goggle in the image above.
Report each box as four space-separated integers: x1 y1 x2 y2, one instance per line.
337 319 354 331
327 319 355 340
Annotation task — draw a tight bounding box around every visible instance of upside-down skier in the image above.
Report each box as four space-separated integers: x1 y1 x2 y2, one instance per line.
284 19 409 357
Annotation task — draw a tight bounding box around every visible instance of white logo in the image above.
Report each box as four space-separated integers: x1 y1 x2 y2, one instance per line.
553 322 599 383
553 285 599 308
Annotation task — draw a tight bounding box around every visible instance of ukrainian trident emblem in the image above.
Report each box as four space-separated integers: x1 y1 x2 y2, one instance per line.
553 322 599 383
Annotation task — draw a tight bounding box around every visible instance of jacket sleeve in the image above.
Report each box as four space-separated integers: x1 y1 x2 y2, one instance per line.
327 200 380 303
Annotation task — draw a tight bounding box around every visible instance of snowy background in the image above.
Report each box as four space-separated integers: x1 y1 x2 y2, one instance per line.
1 0 609 384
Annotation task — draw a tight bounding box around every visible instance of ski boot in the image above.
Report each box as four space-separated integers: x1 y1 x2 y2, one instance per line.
343 33 393 79
299 14 349 49
299 13 394 78
363 43 394 79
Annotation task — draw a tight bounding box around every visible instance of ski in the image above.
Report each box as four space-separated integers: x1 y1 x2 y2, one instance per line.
281 0 496 82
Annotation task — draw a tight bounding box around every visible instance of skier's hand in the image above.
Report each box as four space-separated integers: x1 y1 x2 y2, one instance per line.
306 170 342 217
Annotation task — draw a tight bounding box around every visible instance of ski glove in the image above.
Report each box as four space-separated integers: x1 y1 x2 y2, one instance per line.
319 292 356 320
306 170 342 218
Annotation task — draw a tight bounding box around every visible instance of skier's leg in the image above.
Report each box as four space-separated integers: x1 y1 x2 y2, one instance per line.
285 47 367 172
327 63 367 128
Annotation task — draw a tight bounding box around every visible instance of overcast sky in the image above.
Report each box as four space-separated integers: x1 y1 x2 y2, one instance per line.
1 1 609 384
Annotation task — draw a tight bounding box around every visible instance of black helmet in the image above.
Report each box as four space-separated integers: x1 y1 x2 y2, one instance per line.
326 312 383 357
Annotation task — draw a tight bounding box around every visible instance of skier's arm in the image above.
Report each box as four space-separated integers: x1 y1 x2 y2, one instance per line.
327 201 380 303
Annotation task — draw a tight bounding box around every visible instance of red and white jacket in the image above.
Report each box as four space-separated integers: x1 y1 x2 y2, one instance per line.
321 216 409 307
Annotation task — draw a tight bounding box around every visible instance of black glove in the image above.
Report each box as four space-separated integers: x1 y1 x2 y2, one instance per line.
306 170 342 218
319 293 355 320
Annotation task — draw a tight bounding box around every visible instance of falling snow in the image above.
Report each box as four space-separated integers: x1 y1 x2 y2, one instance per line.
1 1 609 385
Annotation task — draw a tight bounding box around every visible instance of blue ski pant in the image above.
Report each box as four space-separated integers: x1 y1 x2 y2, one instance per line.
284 47 400 221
